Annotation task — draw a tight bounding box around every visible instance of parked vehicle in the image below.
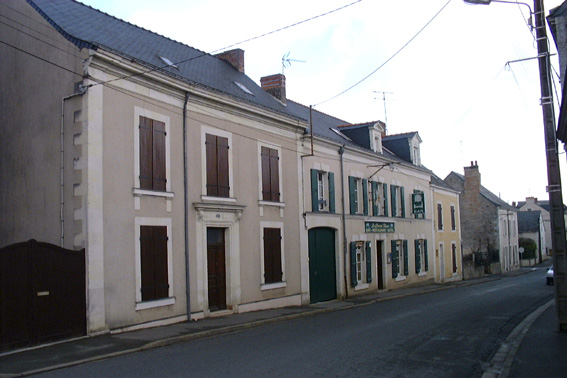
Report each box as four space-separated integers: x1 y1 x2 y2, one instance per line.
547 265 554 286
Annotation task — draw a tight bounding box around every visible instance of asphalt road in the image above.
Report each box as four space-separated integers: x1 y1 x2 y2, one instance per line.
34 268 553 378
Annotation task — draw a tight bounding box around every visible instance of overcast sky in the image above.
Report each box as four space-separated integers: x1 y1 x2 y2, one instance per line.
80 0 567 205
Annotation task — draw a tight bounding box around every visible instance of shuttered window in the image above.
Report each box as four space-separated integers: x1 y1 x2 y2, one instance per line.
263 228 283 283
139 116 166 191
140 226 169 301
261 147 280 202
437 203 444 230
311 169 335 213
349 177 367 215
415 239 429 274
450 205 456 231
206 134 230 197
452 243 458 273
391 239 408 278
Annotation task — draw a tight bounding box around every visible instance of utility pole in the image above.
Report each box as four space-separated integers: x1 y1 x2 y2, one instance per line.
534 0 567 332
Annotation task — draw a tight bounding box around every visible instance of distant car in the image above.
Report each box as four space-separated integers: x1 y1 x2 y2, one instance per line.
547 265 554 286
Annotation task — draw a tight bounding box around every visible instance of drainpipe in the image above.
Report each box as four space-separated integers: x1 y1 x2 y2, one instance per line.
60 87 85 247
183 92 191 320
339 145 348 299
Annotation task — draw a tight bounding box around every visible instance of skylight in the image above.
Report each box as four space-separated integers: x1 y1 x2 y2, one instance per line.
330 128 352 141
159 56 178 69
234 82 254 95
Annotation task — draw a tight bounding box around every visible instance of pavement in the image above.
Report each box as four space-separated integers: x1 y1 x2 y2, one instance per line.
0 264 564 378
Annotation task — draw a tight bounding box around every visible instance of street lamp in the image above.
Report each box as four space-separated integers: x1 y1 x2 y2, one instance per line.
463 0 567 332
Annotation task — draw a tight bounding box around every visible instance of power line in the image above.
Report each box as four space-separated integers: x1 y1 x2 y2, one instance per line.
88 0 363 89
314 0 453 107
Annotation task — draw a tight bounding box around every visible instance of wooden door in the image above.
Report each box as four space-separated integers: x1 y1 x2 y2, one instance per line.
308 228 336 304
207 228 227 311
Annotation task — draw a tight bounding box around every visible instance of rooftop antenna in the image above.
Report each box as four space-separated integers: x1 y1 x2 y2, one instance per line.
282 52 305 74
373 91 393 132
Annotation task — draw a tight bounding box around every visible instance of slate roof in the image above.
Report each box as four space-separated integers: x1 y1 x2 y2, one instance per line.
28 0 302 122
444 171 516 211
516 199 567 213
431 173 458 193
518 211 541 234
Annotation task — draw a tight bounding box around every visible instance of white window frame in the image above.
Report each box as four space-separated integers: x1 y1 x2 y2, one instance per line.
134 217 174 310
318 171 328 211
416 239 426 277
133 107 173 197
200 126 235 202
394 239 406 281
260 221 286 290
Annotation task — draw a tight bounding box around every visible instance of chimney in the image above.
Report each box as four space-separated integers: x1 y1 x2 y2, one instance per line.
260 74 286 104
464 161 481 195
214 48 245 73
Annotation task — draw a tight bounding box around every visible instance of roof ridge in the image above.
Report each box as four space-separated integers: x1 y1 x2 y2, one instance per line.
286 99 350 124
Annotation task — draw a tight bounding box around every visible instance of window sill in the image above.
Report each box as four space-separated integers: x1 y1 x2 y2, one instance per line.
395 275 406 282
354 283 369 291
258 200 286 208
135 297 175 311
261 281 287 290
201 195 237 203
133 188 174 198
418 271 427 277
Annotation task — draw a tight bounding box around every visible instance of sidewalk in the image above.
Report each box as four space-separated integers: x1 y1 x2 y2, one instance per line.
0 269 543 377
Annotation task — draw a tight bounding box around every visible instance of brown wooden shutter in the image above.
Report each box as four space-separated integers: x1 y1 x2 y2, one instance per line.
217 136 230 197
152 120 167 192
269 148 279 202
261 147 271 201
140 226 169 301
139 117 153 190
206 134 218 196
264 228 282 283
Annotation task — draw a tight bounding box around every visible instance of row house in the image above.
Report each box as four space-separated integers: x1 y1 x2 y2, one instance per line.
0 0 462 349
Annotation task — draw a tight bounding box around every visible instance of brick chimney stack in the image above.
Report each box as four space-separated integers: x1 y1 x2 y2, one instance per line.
214 48 245 73
260 74 286 104
464 161 481 196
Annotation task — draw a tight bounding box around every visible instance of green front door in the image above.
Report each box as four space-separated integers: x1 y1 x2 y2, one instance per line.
308 228 337 304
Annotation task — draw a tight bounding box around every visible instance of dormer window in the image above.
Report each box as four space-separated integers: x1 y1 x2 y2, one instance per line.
413 146 420 165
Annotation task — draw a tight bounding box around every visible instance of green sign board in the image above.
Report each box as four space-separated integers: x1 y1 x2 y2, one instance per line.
412 192 425 214
365 221 395 233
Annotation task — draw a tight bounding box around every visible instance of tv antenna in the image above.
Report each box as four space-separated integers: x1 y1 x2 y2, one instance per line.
282 52 305 74
374 91 393 130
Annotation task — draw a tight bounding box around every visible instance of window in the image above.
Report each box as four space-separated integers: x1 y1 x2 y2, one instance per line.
349 176 368 215
414 239 429 274
263 228 283 284
452 242 458 273
139 116 166 192
437 203 443 231
135 217 174 309
371 182 388 216
310 169 335 212
350 241 371 287
450 205 456 231
391 240 408 279
205 133 230 197
390 185 405 218
261 146 280 202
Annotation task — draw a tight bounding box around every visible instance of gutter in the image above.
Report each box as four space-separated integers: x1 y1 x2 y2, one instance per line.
183 92 191 319
339 145 348 299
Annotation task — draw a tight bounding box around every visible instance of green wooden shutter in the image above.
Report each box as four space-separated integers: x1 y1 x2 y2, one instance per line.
424 239 429 271
349 176 356 215
350 241 357 287
383 184 388 217
415 239 421 274
362 179 368 216
311 169 318 212
421 191 426 219
400 187 405 218
391 185 397 217
371 181 378 216
328 172 335 213
403 240 409 276
391 240 398 278
366 241 372 283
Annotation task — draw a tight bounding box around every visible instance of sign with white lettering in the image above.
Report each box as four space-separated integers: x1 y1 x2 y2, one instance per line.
365 221 395 233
